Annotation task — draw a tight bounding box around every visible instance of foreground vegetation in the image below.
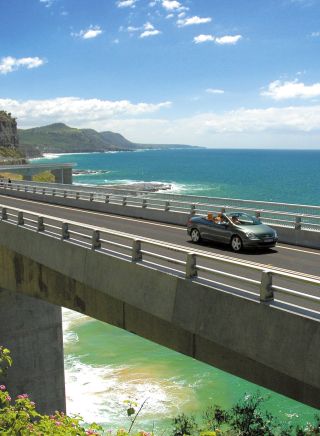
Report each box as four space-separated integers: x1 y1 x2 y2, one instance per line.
1 346 319 435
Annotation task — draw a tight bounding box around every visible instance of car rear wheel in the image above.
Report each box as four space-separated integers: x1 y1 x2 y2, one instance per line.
231 235 242 252
190 228 201 243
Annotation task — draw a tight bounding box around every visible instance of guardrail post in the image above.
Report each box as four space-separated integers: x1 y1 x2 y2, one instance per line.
164 201 170 212
190 204 196 215
295 216 302 230
42 188 46 195
33 187 36 194
142 198 147 208
92 230 101 250
52 189 56 196
221 207 226 213
37 216 45 232
186 253 197 279
255 211 261 218
24 186 28 193
260 270 273 302
76 192 80 200
122 196 127 206
17 211 24 226
132 239 142 262
17 184 20 191
61 223 70 240
1 208 8 220
90 193 94 202
105 195 109 203
63 190 67 198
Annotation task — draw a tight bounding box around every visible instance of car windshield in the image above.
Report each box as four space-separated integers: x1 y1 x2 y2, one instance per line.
228 212 261 225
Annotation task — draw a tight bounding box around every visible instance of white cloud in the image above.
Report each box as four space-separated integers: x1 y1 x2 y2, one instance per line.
193 34 215 44
39 0 54 7
139 22 161 38
177 16 211 27
3 97 320 147
261 80 320 100
206 88 224 94
0 97 171 127
73 105 320 147
215 34 242 45
127 26 140 32
311 31 320 37
162 0 181 10
189 106 320 134
144 22 155 30
194 34 242 45
0 56 45 74
140 29 161 38
117 0 137 8
72 26 103 40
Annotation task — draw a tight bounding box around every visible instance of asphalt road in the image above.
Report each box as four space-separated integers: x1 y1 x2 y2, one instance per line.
1 193 319 280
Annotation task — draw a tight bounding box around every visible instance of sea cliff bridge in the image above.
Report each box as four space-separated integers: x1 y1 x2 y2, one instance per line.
0 178 320 414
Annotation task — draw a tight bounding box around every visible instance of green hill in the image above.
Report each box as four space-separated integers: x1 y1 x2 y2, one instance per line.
18 123 193 157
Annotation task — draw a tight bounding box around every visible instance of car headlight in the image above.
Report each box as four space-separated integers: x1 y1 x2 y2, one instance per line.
245 232 259 240
274 231 278 238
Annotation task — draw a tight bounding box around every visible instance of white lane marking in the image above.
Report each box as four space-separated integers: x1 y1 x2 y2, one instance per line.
277 244 320 256
1 195 320 264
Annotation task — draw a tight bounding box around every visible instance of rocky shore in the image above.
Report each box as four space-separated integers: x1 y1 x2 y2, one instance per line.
73 169 110 176
72 169 172 192
101 182 172 192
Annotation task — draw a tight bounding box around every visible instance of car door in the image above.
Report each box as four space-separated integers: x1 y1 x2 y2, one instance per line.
208 221 230 243
198 218 216 240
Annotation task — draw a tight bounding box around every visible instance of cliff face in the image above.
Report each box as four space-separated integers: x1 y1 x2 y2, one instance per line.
0 111 19 148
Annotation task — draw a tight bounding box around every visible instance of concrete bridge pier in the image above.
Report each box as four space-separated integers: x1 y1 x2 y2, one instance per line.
0 289 66 415
51 168 73 184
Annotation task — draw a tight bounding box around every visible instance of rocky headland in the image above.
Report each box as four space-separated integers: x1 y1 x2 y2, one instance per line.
0 111 25 164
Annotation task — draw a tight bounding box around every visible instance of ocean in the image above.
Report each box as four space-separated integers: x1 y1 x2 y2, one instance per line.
33 148 320 432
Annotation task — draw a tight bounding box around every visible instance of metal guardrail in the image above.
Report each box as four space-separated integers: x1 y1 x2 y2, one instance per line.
1 180 320 232
1 203 320 312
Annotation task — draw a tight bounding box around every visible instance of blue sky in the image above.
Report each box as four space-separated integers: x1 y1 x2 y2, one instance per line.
1 0 320 148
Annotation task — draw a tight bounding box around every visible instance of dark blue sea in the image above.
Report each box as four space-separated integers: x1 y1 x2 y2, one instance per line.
32 149 320 431
34 148 320 205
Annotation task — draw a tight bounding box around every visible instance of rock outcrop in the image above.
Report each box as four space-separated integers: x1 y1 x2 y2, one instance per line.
0 111 19 148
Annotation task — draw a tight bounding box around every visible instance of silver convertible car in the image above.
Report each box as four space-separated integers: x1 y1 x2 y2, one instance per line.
187 212 278 252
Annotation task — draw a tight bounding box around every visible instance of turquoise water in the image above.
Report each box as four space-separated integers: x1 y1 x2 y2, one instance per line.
35 148 320 204
34 149 320 432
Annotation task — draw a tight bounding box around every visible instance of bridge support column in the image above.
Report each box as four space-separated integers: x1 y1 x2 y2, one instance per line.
51 168 73 184
0 289 66 415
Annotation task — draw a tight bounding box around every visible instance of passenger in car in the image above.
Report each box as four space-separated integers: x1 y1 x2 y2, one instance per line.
216 212 227 224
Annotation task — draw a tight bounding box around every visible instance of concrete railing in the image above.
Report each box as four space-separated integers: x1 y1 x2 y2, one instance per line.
1 203 320 313
1 180 320 232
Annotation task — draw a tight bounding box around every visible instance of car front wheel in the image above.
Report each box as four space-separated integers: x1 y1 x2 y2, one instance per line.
190 228 201 243
231 235 242 252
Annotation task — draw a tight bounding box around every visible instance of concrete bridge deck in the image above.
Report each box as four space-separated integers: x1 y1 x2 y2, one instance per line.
0 163 73 183
0 200 320 413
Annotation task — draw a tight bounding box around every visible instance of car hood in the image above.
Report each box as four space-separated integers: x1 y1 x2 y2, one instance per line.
235 223 275 235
